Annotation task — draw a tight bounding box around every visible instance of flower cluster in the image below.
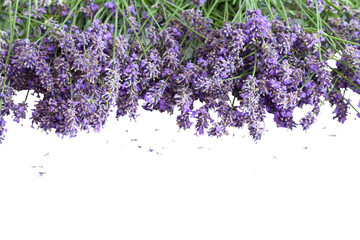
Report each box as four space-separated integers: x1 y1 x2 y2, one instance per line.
0 30 29 143
192 0 207 7
326 3 360 119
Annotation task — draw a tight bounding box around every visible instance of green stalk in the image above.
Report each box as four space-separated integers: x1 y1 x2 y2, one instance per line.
69 76 73 100
321 33 360 48
26 0 32 39
264 0 274 19
206 0 222 18
278 0 289 27
315 0 322 62
103 12 113 24
232 0 245 23
224 0 229 23
267 0 286 23
112 3 118 65
114 0 148 58
24 0 32 102
324 0 341 12
252 48 257 78
223 71 252 82
93 6 105 20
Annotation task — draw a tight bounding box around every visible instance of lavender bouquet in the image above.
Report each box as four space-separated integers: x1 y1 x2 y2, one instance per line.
1 0 360 143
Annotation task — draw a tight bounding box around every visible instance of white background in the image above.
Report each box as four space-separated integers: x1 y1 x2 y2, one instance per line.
1 89 360 240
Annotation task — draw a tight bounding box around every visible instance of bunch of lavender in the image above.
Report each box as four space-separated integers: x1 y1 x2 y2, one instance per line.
325 2 360 120
259 17 333 131
171 9 333 140
2 0 360 144
4 19 119 138
141 14 188 114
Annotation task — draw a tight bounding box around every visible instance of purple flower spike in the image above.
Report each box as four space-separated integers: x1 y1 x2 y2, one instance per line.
191 0 206 7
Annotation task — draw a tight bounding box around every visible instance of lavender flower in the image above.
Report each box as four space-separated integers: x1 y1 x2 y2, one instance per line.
181 9 212 41
0 117 6 143
191 0 206 7
206 121 226 138
0 77 17 143
244 10 271 42
176 112 193 130
11 102 28 123
307 0 325 13
143 80 167 111
104 1 116 14
239 76 266 140
300 105 320 131
191 106 214 136
328 91 349 123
